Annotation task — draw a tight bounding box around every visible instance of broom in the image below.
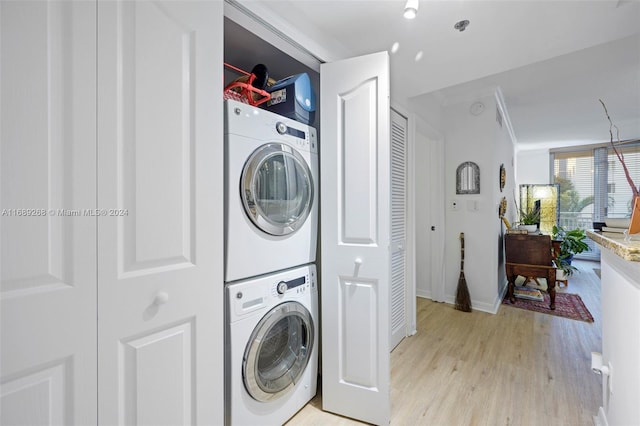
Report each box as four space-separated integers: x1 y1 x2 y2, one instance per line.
455 232 472 312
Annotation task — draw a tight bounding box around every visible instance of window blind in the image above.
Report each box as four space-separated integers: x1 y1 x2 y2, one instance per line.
551 142 640 260
553 150 594 219
552 150 597 259
606 144 640 218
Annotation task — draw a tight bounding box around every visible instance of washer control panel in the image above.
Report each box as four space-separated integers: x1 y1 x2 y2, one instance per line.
228 264 317 321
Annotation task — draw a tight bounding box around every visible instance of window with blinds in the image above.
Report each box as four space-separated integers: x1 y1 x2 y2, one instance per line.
605 144 640 218
551 141 640 260
553 149 595 223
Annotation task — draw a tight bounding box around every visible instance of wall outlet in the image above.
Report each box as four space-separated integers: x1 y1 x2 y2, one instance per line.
467 200 479 212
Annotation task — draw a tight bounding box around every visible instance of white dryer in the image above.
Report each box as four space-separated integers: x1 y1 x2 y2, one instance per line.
224 99 318 283
225 264 318 426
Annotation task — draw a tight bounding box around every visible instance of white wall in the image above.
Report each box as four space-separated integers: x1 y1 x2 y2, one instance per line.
443 95 498 312
411 89 517 313
516 148 551 188
494 96 517 298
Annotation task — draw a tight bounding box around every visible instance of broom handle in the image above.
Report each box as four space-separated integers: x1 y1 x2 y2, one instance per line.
460 232 465 271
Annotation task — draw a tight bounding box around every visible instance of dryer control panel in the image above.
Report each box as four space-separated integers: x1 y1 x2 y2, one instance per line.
271 269 316 298
274 121 318 153
225 99 317 154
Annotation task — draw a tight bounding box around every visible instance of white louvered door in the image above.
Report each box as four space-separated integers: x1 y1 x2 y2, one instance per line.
390 109 407 351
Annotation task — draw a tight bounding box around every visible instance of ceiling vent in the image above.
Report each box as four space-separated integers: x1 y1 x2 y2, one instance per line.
454 20 470 32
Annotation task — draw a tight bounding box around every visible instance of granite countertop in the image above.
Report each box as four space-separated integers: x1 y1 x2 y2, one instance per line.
586 229 640 262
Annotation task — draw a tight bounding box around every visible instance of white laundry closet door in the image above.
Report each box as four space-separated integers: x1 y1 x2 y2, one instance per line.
0 1 97 424
320 51 391 426
97 1 223 425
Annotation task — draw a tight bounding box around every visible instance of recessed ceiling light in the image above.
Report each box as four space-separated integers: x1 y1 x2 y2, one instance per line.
454 19 470 32
404 0 418 19
414 51 423 62
391 42 400 54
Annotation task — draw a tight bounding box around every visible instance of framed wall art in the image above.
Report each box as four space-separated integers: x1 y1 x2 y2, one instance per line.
456 161 480 194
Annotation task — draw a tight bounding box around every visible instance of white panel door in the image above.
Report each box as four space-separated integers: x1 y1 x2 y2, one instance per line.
428 134 446 302
97 1 223 425
390 109 407 351
0 1 97 424
320 51 391 425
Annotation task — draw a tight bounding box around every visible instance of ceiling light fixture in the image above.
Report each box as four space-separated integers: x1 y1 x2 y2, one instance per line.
404 0 418 19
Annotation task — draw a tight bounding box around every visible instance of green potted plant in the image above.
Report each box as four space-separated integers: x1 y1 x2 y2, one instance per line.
552 225 590 277
518 206 540 233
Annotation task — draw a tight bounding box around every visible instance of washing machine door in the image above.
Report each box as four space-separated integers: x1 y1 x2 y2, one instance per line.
243 301 315 402
241 143 313 236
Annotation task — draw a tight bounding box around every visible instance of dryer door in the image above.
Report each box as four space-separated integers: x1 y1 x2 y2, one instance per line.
241 143 313 236
243 301 314 402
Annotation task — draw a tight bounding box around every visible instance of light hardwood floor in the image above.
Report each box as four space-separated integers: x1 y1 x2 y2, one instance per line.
287 259 602 425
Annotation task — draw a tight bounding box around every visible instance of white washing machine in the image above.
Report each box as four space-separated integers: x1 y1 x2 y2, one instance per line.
224 99 318 283
225 264 318 426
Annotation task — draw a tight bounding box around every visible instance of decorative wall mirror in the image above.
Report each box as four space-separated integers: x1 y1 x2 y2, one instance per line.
519 184 560 235
456 161 480 194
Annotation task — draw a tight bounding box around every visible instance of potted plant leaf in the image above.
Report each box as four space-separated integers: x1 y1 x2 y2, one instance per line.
553 252 579 279
552 225 590 278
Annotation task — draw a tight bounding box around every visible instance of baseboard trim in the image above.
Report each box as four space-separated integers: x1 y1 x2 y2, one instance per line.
417 280 508 315
488 280 509 314
416 289 431 299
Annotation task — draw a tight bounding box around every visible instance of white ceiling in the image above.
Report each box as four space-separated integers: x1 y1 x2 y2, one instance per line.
242 0 640 149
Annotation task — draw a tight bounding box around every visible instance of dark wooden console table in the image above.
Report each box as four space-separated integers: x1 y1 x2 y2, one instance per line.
505 233 558 310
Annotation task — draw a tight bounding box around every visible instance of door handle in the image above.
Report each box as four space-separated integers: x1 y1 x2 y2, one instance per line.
353 258 362 277
431 226 436 231
154 291 169 306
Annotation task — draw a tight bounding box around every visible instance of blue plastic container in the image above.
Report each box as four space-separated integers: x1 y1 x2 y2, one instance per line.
265 73 316 125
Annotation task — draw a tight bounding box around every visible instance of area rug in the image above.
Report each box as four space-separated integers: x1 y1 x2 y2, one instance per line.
502 292 594 323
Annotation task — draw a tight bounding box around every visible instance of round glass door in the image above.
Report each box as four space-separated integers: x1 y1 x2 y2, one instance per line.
241 143 313 236
242 301 314 402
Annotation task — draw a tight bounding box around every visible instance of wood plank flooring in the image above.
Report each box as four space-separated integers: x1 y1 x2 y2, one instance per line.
287 259 602 425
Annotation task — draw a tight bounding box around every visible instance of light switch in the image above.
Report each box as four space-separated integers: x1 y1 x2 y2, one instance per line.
467 200 479 212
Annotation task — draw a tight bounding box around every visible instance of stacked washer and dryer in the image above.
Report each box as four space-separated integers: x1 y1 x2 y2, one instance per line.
223 98 319 425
